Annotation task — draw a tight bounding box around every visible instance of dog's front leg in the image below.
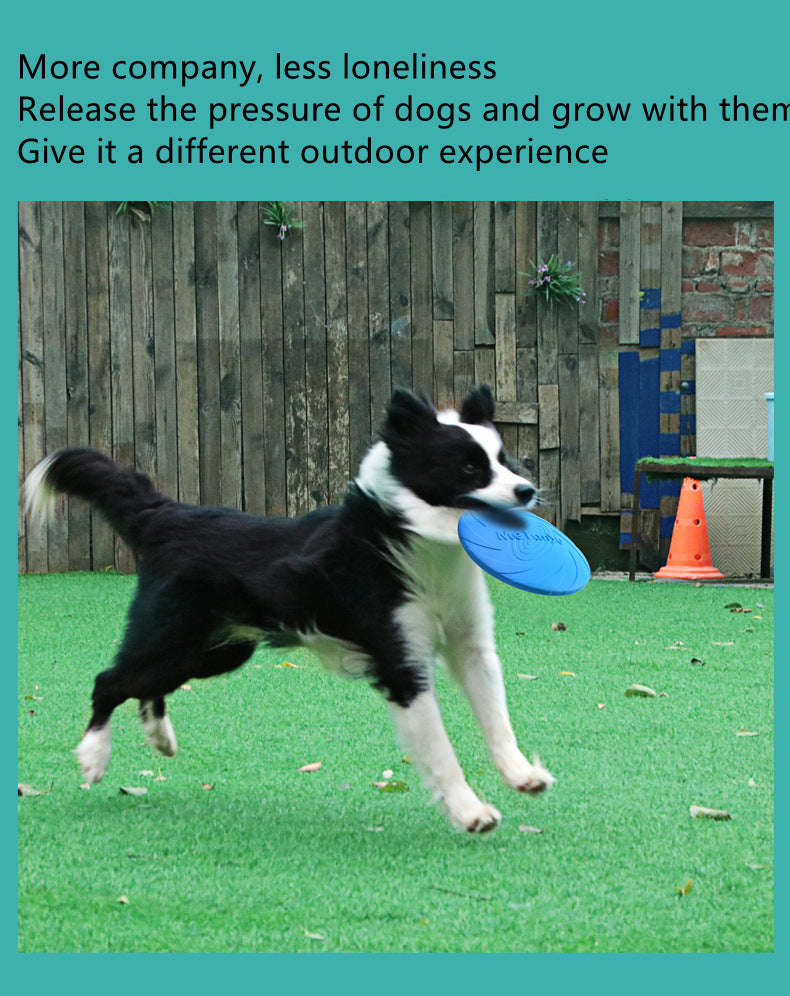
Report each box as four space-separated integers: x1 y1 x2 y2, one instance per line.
389 601 500 832
388 690 501 833
446 644 555 795
444 572 555 796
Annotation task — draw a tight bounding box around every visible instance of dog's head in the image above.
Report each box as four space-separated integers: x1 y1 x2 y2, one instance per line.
365 385 537 536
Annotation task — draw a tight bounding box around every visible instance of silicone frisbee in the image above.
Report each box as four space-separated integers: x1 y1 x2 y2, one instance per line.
458 508 591 596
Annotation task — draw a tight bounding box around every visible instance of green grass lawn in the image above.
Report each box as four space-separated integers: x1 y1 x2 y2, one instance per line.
18 572 773 953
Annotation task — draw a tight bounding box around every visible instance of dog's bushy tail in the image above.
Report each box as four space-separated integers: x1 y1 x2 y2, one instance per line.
24 447 168 551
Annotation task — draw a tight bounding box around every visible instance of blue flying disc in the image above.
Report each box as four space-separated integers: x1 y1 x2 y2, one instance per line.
458 509 591 596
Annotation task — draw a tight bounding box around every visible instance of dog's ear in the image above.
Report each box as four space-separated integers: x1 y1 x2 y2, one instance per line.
460 384 495 425
383 389 437 441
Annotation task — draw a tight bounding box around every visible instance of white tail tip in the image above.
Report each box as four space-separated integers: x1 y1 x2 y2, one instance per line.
24 454 58 526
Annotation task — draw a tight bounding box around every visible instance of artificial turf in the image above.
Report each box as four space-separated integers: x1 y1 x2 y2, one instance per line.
17 571 773 953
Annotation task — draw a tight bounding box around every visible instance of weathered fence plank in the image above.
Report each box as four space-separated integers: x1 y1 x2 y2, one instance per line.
22 200 701 572
172 202 200 506
259 205 287 517
194 202 221 510
152 206 178 505
237 200 265 513
302 201 329 506
619 201 641 345
216 200 243 511
324 200 351 503
19 201 46 573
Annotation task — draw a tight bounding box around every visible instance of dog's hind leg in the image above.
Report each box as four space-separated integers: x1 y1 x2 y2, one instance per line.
139 697 178 757
77 600 207 781
135 640 256 758
75 666 127 783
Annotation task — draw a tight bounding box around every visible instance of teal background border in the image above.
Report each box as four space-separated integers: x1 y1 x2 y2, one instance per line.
8 0 784 987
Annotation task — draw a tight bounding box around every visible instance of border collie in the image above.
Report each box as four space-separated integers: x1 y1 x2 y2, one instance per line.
24 385 554 832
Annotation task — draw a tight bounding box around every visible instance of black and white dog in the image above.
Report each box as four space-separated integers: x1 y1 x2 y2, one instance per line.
24 385 554 832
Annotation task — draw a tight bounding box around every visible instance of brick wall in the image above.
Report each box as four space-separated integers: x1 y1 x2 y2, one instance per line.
597 213 774 341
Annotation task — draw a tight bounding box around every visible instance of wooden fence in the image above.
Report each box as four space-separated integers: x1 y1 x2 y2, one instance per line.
17 200 633 572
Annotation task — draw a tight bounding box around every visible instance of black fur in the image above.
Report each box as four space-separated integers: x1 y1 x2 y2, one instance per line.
28 385 542 817
42 450 425 714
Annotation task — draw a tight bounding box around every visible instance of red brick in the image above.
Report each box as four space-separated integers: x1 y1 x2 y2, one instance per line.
716 326 767 336
683 220 735 246
682 293 730 322
598 249 619 277
755 252 773 280
749 295 773 322
735 222 755 248
721 250 758 276
602 297 619 323
697 281 721 293
756 222 774 247
682 247 710 276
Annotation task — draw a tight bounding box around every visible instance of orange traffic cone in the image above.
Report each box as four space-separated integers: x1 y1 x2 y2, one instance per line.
654 478 724 580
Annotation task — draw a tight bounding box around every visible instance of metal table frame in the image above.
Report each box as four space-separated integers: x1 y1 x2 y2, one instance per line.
628 459 774 581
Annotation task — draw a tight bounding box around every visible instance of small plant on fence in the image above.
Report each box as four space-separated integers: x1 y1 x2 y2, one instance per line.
524 255 586 306
116 202 169 222
263 201 304 242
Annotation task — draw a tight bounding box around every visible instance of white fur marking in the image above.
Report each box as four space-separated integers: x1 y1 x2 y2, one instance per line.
388 690 501 832
297 630 373 678
459 422 538 510
140 708 178 757
23 454 58 526
440 568 555 794
389 599 503 832
75 727 112 783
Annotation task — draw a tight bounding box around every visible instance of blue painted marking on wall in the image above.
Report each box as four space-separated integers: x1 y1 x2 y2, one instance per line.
640 288 661 310
681 413 696 436
660 312 682 329
639 356 660 508
660 348 681 372
619 337 694 547
659 433 681 455
619 352 640 487
640 327 661 348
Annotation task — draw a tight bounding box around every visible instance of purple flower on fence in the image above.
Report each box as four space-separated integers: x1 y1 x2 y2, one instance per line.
523 255 586 307
263 202 304 243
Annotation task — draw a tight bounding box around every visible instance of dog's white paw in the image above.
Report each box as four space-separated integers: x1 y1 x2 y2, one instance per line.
75 727 112 783
513 756 556 796
497 751 556 795
444 789 502 833
461 802 502 833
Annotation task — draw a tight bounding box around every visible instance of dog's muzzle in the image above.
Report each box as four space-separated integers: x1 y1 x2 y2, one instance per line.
456 496 531 529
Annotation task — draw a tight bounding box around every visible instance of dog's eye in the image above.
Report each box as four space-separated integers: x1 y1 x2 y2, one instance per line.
463 463 479 477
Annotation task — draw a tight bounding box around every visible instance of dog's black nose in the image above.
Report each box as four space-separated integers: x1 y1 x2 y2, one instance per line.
514 485 535 506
